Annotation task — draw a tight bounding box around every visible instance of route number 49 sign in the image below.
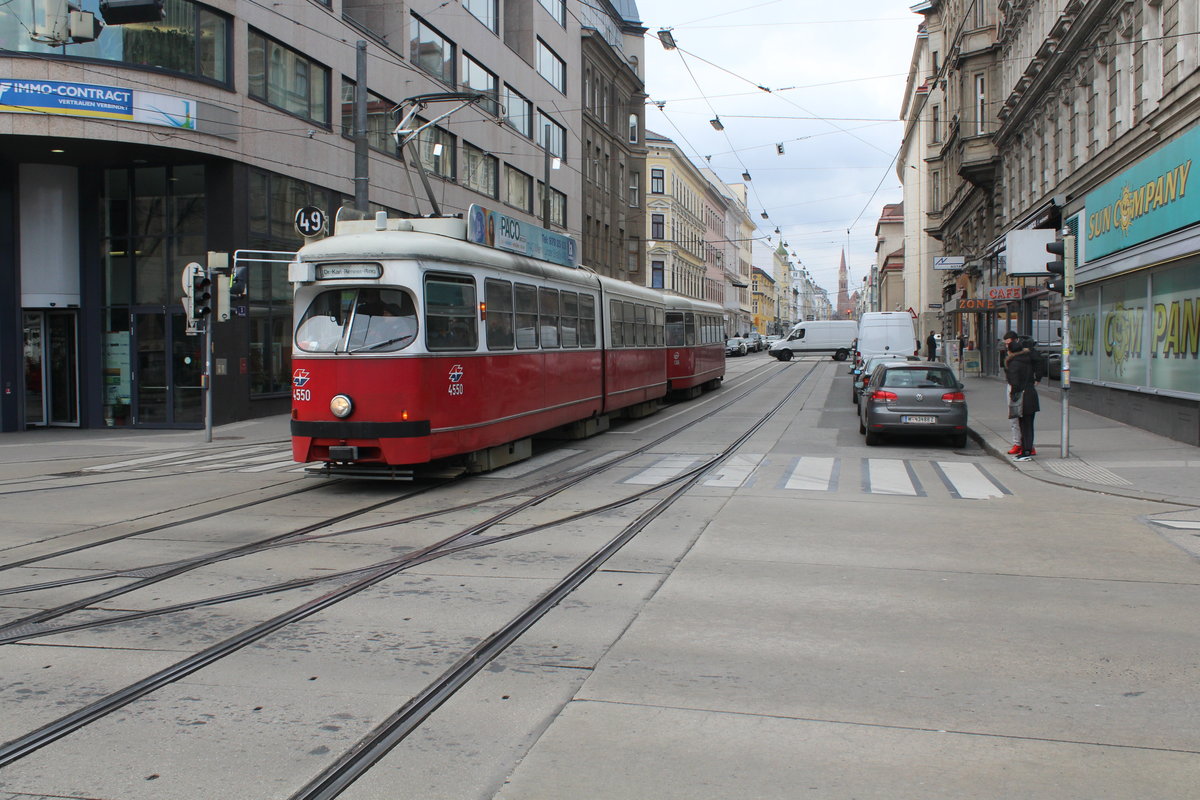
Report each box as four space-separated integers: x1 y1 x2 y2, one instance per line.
295 206 327 238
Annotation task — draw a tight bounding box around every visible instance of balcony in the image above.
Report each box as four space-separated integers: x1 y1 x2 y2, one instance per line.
957 134 998 188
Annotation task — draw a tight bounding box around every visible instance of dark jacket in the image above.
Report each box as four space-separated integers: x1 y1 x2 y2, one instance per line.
1005 349 1040 415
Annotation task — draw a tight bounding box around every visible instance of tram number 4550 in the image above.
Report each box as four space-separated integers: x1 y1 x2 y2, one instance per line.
293 388 311 402
448 383 464 396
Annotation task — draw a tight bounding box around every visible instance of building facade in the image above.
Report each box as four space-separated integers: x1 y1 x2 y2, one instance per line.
3 0 641 432
902 0 1200 444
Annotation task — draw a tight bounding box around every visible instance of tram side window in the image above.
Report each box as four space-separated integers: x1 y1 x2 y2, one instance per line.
515 283 539 349
665 311 685 347
485 279 515 350
425 274 478 351
560 291 579 347
539 288 560 348
654 307 665 346
622 302 636 347
609 300 623 347
684 312 696 346
634 303 647 346
578 293 597 347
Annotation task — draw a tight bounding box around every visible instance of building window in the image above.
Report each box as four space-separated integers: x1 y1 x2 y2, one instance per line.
536 39 566 93
629 172 640 207
537 110 566 158
503 85 532 136
536 183 567 227
628 112 639 143
651 213 664 239
1 0 230 83
462 54 499 115
974 73 987 135
411 15 455 86
463 143 498 197
414 121 456 179
650 167 665 194
464 0 497 32
340 79 398 156
537 0 566 26
248 29 330 124
931 104 941 143
651 260 665 289
505 165 533 212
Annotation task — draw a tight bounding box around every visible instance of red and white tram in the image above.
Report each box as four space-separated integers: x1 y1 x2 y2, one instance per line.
664 295 726 399
289 214 725 475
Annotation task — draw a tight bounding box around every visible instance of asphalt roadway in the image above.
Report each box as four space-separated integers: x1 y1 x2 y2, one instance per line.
1 361 1198 798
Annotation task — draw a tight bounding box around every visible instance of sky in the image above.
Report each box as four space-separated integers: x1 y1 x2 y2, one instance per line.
635 0 923 297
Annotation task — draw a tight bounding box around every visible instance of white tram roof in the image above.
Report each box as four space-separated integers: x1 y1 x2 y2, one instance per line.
293 215 663 304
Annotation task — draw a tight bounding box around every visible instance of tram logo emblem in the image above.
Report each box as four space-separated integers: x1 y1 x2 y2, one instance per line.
448 364 464 383
292 369 312 387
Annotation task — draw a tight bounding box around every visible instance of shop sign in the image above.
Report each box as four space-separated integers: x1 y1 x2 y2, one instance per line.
986 286 1024 301
955 298 997 312
0 79 196 130
1084 126 1197 261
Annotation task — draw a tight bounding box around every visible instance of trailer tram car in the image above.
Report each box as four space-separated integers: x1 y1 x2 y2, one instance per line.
288 214 726 476
664 295 726 399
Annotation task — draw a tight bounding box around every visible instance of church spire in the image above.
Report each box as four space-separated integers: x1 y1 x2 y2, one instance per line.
836 249 851 319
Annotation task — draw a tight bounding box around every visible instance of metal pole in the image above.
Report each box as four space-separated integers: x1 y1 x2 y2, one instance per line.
203 299 213 444
542 123 552 228
354 41 369 213
1060 296 1070 458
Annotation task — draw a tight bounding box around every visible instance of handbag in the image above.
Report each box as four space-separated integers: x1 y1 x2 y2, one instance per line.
1007 390 1024 419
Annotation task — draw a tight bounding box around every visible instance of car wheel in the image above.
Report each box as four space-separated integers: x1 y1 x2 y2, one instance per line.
852 391 859 405
777 349 793 361
858 417 866 434
950 433 968 449
865 430 882 446
834 349 849 361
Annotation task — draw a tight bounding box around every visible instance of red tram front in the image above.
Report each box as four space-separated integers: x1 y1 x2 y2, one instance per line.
664 295 726 398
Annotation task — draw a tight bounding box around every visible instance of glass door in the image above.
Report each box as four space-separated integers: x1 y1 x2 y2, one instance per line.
21 311 79 427
132 310 203 426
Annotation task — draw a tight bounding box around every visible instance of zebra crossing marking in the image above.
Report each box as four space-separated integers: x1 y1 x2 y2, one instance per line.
84 451 197 471
863 458 925 496
704 454 763 487
624 455 710 485
783 456 838 492
932 461 1011 499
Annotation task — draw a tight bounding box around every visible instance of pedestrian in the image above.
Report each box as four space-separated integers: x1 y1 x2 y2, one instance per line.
1004 331 1039 461
925 331 938 361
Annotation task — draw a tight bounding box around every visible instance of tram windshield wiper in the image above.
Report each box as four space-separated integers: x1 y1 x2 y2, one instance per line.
352 335 415 353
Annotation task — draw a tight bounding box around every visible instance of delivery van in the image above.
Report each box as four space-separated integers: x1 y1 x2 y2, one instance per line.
769 320 858 361
854 312 919 368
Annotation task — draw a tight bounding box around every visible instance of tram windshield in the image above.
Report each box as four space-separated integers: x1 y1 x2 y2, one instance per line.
295 288 418 353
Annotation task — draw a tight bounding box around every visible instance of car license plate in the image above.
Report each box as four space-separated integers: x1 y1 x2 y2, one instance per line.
902 415 936 424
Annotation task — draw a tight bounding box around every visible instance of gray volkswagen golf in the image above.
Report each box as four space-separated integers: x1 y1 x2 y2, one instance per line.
858 361 968 448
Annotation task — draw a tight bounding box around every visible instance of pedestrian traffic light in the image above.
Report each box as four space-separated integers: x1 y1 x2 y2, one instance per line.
228 263 248 298
192 270 213 319
1045 233 1076 298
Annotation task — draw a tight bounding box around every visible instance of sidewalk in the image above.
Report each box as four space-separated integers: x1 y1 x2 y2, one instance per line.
960 373 1200 507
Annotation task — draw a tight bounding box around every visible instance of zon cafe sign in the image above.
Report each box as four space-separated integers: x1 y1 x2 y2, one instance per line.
951 286 1025 313
1084 126 1197 261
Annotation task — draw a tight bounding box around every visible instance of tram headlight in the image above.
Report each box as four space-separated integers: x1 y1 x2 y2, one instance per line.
330 394 354 419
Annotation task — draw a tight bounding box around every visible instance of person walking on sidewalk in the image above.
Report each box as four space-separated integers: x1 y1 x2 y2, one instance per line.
926 331 938 361
1005 333 1040 461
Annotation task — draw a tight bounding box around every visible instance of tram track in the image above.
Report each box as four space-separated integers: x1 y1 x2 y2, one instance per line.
0 359 821 784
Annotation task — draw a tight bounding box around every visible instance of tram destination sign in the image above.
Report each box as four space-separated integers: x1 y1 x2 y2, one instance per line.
467 204 578 268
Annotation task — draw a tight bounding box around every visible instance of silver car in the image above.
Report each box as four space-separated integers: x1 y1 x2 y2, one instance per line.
859 362 968 448
851 353 917 405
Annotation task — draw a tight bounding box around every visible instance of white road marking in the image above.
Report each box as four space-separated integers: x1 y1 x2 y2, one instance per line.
784 457 837 491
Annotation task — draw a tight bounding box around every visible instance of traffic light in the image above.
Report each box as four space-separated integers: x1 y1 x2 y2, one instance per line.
192 270 213 320
228 264 248 298
99 0 164 25
1045 233 1076 298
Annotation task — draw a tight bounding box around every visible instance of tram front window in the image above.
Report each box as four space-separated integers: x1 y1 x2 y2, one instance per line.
296 288 418 353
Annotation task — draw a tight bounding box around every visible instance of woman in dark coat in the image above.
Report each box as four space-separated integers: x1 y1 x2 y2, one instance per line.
1004 340 1040 460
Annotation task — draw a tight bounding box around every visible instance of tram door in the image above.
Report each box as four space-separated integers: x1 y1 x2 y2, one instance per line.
21 311 80 427
131 310 203 425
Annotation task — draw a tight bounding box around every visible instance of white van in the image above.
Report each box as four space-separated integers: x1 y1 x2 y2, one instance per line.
854 312 919 368
769 320 858 361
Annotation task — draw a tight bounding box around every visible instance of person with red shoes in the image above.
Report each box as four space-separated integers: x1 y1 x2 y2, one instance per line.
1004 331 1040 460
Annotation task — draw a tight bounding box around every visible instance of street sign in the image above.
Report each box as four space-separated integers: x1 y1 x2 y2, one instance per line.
933 256 965 270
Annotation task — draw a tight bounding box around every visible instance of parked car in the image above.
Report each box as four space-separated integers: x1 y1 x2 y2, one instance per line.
852 353 918 404
744 332 765 352
725 337 748 356
764 334 783 347
858 361 968 448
